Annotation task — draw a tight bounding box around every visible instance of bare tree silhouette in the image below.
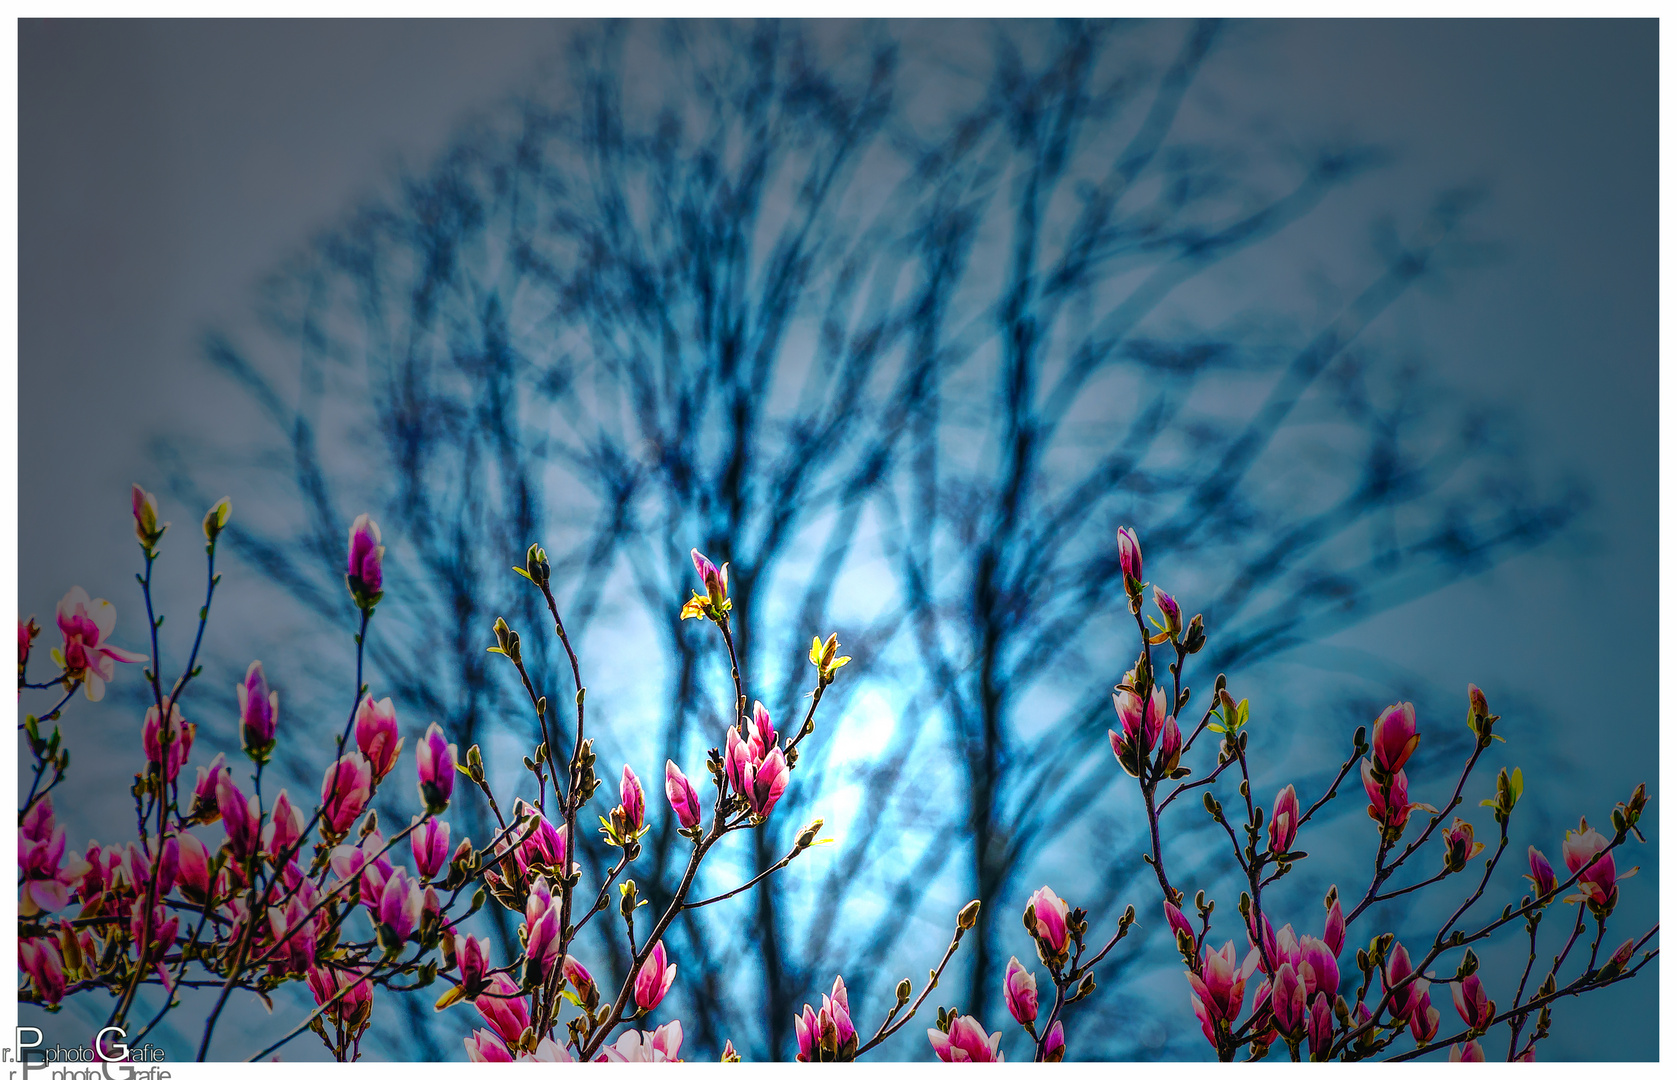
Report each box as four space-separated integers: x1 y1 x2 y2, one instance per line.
164 18 1581 1060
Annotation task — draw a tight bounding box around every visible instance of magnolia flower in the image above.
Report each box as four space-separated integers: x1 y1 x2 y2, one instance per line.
1026 885 1071 962
563 953 598 1007
346 513 385 609
19 616 38 676
1158 712 1184 773
1562 819 1632 916
330 834 396 912
1270 784 1300 854
1370 701 1419 776
1295 935 1339 999
519 1038 576 1063
928 1015 1004 1062
1004 956 1039 1025
463 1030 514 1063
725 727 789 819
1187 940 1261 1038
597 1021 684 1062
665 760 702 829
795 975 859 1062
634 941 677 1012
54 587 145 701
237 661 279 762
377 869 423 941
411 816 451 880
320 752 374 836
416 723 456 813
1153 587 1181 636
474 973 531 1046
1450 1040 1486 1062
306 965 372 1030
354 697 403 781
1164 900 1196 946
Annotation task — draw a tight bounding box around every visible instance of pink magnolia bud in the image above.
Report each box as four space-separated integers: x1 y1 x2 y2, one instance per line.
1271 963 1305 1038
1451 972 1494 1029
20 938 66 1005
1153 587 1181 636
132 484 166 547
1269 784 1300 854
237 660 279 762
1042 1020 1065 1062
1370 702 1419 775
691 548 729 608
752 700 777 754
1409 984 1440 1043
562 953 596 1002
794 976 858 1062
1164 900 1196 944
1562 819 1626 916
19 616 38 674
1188 940 1261 1028
191 753 229 823
377 868 422 940
1442 818 1484 873
141 703 194 782
620 764 646 834
1116 527 1143 582
346 513 385 609
457 933 492 997
320 752 374 836
1604 938 1636 975
474 973 530 1046
262 789 305 861
1450 1040 1486 1062
1526 846 1557 898
176 832 215 904
416 723 457 813
928 1014 1004 1062
217 772 261 860
354 697 404 781
411 816 451 880
510 800 568 876
1323 897 1346 957
634 941 677 1012
1158 713 1183 773
1026 886 1071 961
524 880 561 978
665 760 702 829
1384 942 1421 1022
1361 759 1415 837
1307 993 1334 1060
1003 956 1038 1025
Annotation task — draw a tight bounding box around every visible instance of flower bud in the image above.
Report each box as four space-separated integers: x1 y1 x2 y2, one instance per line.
237 660 278 764
132 484 168 548
346 513 385 611
416 723 457 813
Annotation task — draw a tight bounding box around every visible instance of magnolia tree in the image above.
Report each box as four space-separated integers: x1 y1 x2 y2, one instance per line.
16 490 1656 1062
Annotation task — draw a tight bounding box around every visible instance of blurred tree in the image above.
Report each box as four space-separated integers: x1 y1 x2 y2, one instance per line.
167 18 1580 1060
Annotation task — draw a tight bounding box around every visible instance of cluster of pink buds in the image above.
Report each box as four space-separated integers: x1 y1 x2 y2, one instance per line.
795 976 858 1061
725 701 789 819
